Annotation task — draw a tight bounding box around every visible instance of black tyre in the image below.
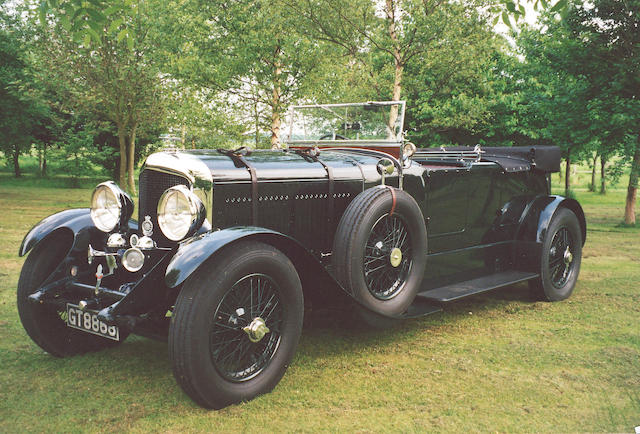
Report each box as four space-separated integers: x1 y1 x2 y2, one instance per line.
332 186 427 317
529 208 583 301
169 241 304 409
17 232 127 357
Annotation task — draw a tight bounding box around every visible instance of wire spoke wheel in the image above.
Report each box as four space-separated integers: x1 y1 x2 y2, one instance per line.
548 227 574 289
332 187 426 318
363 213 412 300
170 241 303 409
529 208 583 302
209 274 283 382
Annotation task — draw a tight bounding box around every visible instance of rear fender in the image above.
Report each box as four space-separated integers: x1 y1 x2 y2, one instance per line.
517 196 586 245
165 227 351 308
515 195 586 271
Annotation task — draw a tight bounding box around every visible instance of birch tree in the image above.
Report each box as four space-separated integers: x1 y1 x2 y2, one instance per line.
166 0 327 149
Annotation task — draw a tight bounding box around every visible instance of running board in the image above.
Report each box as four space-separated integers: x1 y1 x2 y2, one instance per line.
417 271 539 303
400 296 443 318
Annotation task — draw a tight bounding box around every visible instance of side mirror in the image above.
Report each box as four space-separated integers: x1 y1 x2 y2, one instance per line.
376 158 395 186
376 158 394 176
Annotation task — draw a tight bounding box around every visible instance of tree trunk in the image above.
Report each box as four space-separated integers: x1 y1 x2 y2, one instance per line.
600 155 606 195
385 0 403 136
181 124 186 148
12 145 21 178
271 50 282 150
255 98 260 148
387 61 403 135
42 143 47 177
589 153 597 192
624 141 640 225
38 143 48 177
38 145 43 175
117 123 127 188
564 154 571 196
127 124 137 195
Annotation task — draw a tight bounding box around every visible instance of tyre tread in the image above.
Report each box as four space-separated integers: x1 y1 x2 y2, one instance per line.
168 240 303 409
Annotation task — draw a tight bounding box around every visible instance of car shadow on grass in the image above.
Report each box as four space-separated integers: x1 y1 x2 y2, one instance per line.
298 281 539 355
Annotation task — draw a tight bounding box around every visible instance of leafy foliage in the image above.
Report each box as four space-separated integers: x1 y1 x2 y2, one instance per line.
1 0 637 220
0 5 56 177
515 0 640 221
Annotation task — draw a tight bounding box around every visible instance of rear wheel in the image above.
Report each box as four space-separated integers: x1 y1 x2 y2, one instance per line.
17 232 126 357
169 241 304 409
529 208 582 301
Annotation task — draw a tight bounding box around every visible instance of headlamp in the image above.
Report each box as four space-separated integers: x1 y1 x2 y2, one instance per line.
157 185 205 241
90 182 133 232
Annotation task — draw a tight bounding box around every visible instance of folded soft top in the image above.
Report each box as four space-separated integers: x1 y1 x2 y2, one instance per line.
418 146 561 173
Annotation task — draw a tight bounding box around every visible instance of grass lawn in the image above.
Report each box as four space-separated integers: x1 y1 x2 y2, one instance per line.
0 176 638 432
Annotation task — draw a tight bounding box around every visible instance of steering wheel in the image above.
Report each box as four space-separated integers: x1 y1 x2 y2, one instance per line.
319 133 348 140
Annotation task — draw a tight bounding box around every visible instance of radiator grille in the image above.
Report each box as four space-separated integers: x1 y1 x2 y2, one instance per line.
138 169 190 246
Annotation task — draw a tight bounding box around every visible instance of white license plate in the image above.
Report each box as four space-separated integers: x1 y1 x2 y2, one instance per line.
66 304 120 341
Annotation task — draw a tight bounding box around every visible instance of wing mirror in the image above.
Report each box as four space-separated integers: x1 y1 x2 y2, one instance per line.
376 158 395 185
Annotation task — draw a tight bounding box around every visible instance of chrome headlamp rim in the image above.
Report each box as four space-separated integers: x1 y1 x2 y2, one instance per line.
157 185 206 242
90 181 134 233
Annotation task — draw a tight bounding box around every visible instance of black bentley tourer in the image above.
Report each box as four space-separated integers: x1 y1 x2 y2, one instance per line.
17 101 585 408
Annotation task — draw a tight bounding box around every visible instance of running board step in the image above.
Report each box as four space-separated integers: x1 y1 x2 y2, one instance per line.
400 296 443 319
417 271 539 303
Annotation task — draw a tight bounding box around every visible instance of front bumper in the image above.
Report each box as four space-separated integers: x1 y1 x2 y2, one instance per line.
28 237 176 336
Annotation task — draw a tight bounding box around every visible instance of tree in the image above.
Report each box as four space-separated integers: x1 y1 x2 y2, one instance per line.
403 6 513 148
520 1 640 223
159 0 328 149
294 0 437 103
294 0 518 144
514 14 610 195
35 0 165 194
576 0 640 224
0 4 54 177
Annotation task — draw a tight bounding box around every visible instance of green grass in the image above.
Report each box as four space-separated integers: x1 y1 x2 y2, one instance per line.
0 182 639 432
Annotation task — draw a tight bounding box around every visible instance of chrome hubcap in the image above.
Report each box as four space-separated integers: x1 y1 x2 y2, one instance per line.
389 247 402 268
563 247 573 265
243 317 270 343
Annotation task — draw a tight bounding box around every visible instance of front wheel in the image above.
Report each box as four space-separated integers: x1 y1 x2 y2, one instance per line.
17 232 127 357
529 208 583 301
169 241 304 409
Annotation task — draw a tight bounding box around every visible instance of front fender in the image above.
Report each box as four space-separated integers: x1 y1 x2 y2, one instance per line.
19 208 140 257
19 209 95 257
165 226 354 311
165 227 317 288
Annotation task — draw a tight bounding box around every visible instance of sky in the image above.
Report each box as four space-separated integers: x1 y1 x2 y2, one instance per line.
494 0 542 35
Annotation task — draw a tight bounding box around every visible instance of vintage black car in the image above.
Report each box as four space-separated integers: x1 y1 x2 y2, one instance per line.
17 101 585 409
